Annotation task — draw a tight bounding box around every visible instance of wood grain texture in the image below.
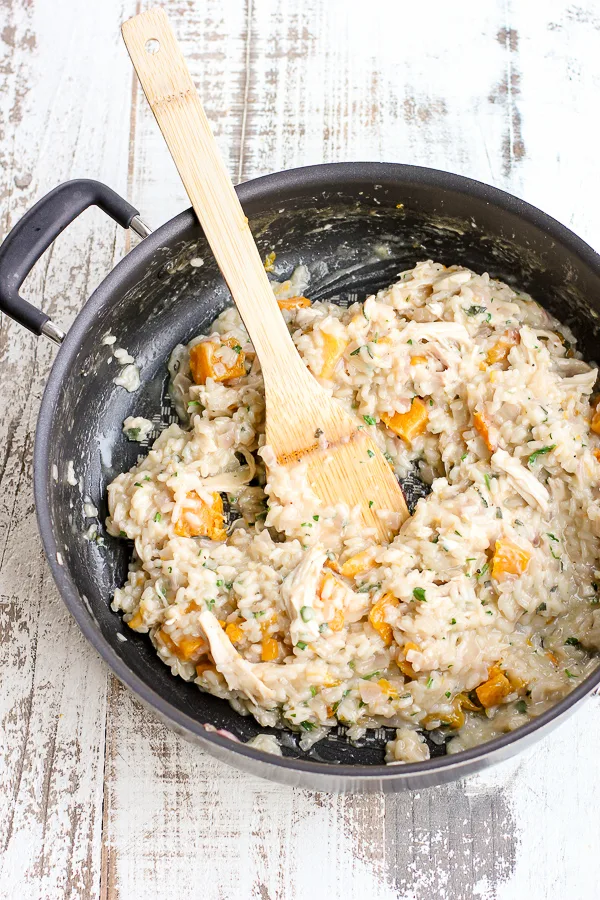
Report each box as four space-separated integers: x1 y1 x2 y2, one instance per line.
2 1 600 899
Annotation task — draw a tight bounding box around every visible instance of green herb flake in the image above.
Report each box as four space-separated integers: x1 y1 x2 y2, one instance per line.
368 500 374 508
350 346 362 356
119 530 127 538
528 445 556 465
367 449 375 458
515 699 528 714
144 475 151 482
565 637 581 647
477 563 489 579
310 686 317 697
125 427 141 441
300 606 315 622
445 691 452 698
450 618 457 625
536 602 547 613
484 473 491 491
496 507 503 519
232 344 242 353
300 721 315 731
547 532 558 542
153 512 162 522
134 482 142 488
205 598 215 611
296 641 308 650
565 669 578 678
363 415 377 426
426 676 433 688
461 452 468 461
413 587 427 602
361 671 380 681
313 515 320 521
465 305 488 317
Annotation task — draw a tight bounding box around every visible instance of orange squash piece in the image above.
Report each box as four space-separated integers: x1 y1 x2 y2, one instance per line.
473 411 496 452
225 622 244 644
398 640 420 678
377 678 398 698
491 538 531 582
189 337 246 385
261 637 280 661
591 401 600 435
174 491 226 541
317 331 348 379
368 592 399 645
486 329 520 365
195 661 216 677
593 449 600 462
475 665 512 708
127 608 144 630
328 609 345 632
381 398 429 445
339 546 380 578
157 628 205 661
277 296 311 310
410 355 428 366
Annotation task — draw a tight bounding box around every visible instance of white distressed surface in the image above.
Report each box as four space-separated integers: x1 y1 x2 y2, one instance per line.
1 1 600 898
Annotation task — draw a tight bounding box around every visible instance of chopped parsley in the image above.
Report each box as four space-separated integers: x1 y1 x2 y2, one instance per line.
461 452 468 461
119 530 127 538
296 641 308 650
547 533 558 542
565 669 577 678
300 606 315 622
368 500 374 508
350 346 362 356
125 427 140 441
477 563 489 579
361 671 380 680
232 344 242 353
153 512 162 522
313 515 320 521
445 691 451 698
565 637 581 647
367 449 375 458
310 686 317 697
465 305 488 316
536 602 547 613
528 445 556 465
515 699 527 714
413 587 427 602
300 721 315 731
134 482 142 487
363 415 377 426
450 618 457 625
426 677 434 688
484 473 491 491
205 598 215 611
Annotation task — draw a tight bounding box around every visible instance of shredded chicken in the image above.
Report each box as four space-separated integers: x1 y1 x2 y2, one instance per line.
281 544 327 644
199 610 276 704
492 448 550 513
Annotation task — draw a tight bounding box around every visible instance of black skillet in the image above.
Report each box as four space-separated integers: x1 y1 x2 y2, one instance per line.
1 162 599 791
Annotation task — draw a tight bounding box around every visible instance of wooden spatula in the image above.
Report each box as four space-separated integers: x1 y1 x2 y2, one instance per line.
122 7 408 541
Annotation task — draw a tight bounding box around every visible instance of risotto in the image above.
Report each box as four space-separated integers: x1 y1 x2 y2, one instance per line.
106 260 600 763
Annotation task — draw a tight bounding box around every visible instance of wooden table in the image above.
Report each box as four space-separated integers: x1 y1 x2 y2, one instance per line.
1 1 599 897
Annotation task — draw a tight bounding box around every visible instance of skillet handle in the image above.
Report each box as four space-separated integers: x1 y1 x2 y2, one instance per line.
0 179 150 343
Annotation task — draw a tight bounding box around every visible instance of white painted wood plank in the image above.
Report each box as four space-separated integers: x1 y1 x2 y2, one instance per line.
3 1 600 899
0 0 136 897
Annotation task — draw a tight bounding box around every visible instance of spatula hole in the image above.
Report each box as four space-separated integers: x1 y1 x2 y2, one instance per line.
145 38 160 54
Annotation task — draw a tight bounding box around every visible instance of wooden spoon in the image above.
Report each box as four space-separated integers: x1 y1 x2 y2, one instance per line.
122 7 408 541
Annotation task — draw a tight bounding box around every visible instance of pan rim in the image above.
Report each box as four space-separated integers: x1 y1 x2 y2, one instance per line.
34 160 600 784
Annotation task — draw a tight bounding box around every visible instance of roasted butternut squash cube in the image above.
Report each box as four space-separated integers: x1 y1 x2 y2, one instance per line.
328 609 345 632
225 622 244 643
127 608 144 630
317 331 348 379
475 665 511 708
368 592 399 645
486 329 519 365
261 637 280 661
157 628 205 661
410 355 428 366
339 546 380 578
593 448 600 462
381 398 428 445
397 640 420 678
491 538 530 581
189 337 246 385
277 296 311 310
473 411 496 452
174 491 226 541
377 677 398 698
195 661 217 677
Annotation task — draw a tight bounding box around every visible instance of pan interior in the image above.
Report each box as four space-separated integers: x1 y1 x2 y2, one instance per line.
45 176 600 765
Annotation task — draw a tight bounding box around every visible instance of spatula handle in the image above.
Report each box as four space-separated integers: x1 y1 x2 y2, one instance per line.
121 7 306 384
